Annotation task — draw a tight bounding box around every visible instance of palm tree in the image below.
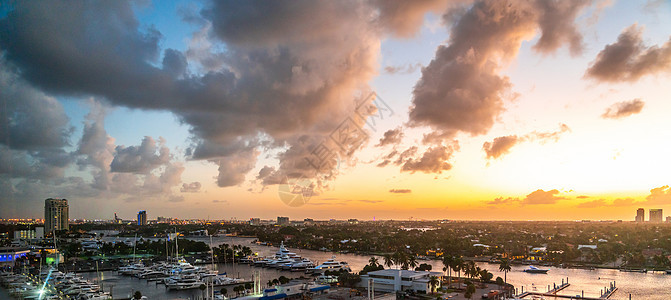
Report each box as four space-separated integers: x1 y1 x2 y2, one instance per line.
383 254 393 269
392 251 403 269
453 257 463 282
499 258 512 286
369 256 379 267
408 255 418 270
428 276 439 294
442 255 454 288
465 261 476 279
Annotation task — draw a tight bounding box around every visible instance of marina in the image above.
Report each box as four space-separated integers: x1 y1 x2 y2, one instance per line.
2 236 671 299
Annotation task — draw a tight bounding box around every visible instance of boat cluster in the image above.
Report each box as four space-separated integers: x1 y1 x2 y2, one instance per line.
118 258 242 291
1 268 113 300
244 242 351 274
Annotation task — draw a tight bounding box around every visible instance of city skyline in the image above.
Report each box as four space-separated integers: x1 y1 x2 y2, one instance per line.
2 1 671 221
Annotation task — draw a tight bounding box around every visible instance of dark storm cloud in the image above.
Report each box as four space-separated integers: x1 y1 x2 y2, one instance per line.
601 98 645 119
111 136 171 173
0 60 72 151
0 1 173 110
0 59 74 180
586 24 671 82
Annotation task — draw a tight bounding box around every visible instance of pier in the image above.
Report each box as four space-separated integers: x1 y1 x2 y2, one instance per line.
599 281 617 299
514 279 617 300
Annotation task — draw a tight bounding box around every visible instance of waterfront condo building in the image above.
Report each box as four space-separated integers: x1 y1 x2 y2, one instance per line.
44 198 69 234
650 209 663 223
137 210 147 225
635 208 645 222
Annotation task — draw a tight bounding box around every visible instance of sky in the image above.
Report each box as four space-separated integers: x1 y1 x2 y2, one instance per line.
1 0 671 221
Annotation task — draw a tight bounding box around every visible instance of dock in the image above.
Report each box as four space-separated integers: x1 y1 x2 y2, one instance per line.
599 281 617 299
514 279 617 300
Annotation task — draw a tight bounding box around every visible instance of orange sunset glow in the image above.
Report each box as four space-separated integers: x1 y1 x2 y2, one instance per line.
2 0 671 221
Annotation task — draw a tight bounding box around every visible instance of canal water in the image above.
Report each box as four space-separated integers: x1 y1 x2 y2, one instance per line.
203 236 670 300
65 236 671 299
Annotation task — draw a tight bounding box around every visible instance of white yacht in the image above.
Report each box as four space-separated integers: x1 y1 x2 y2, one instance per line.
166 278 205 290
307 256 351 274
289 260 315 272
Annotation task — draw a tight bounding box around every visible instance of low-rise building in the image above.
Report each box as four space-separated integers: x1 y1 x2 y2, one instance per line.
359 269 442 293
0 247 30 267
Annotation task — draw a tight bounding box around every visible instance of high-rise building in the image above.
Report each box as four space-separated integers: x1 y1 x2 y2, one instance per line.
650 209 663 223
277 216 289 225
45 198 69 234
137 210 147 226
635 208 645 222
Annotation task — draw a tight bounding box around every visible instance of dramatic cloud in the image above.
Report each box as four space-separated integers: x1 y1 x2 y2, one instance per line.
646 185 671 204
1 0 450 189
483 124 570 160
75 101 185 198
111 136 170 173
586 24 671 82
601 99 645 119
376 127 404 147
372 0 451 38
532 0 593 56
409 0 595 145
0 58 74 182
483 135 519 159
181 182 202 193
401 145 455 174
215 150 259 187
522 189 564 205
389 189 412 193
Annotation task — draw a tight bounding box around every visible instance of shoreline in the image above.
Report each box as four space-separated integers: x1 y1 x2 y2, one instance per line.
238 237 662 274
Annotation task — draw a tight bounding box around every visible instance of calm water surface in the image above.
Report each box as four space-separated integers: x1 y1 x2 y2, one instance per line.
73 236 671 299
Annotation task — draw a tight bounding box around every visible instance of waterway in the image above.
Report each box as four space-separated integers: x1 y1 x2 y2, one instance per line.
203 236 670 300
6 236 669 299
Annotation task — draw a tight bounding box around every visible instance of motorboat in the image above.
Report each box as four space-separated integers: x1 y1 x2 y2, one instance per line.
523 266 549 274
